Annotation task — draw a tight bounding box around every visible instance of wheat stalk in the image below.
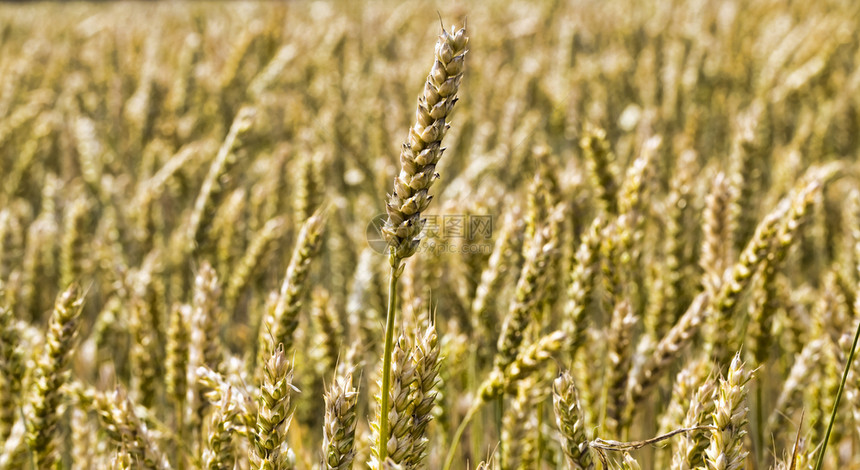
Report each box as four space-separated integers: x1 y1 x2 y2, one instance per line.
377 22 468 463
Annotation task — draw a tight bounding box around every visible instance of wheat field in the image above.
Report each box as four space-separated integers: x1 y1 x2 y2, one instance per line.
1 1 860 469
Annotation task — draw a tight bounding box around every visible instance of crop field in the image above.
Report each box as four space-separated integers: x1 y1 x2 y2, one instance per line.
1 1 860 469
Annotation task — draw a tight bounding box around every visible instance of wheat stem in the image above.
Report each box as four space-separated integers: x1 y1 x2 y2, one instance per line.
442 401 481 470
378 255 402 463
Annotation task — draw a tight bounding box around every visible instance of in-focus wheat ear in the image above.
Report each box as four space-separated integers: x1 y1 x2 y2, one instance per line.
381 24 468 264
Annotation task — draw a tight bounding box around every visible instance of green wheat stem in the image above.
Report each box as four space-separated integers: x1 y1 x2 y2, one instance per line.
377 253 402 463
442 401 482 470
814 316 860 470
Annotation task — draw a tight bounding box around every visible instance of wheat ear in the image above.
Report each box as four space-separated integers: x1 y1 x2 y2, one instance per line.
372 336 416 468
553 371 594 470
258 209 327 370
86 385 171 470
24 284 85 469
671 370 717 470
251 344 297 470
186 262 223 438
380 24 468 261
202 385 240 470
405 324 442 469
629 292 709 407
322 371 358 470
184 106 256 254
705 354 752 470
